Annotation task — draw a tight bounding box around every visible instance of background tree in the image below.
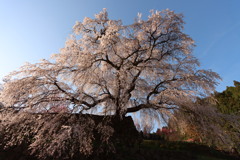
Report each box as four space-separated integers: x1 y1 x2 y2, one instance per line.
168 98 240 154
133 114 154 136
214 80 240 115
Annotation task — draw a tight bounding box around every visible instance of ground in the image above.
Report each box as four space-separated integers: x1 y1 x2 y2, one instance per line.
113 140 239 160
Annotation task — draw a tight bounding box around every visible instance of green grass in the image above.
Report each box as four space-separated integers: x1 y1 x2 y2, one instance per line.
139 140 238 160
113 140 239 160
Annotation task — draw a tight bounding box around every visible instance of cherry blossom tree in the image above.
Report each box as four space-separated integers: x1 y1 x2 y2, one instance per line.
0 8 223 158
0 9 220 118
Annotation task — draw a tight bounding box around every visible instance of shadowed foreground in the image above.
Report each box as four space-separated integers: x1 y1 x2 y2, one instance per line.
0 112 238 160
0 112 139 160
0 140 239 160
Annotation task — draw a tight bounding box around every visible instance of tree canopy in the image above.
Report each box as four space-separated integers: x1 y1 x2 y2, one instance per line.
214 81 240 115
0 9 220 119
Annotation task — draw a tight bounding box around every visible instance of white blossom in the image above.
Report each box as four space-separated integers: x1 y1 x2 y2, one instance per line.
0 8 220 123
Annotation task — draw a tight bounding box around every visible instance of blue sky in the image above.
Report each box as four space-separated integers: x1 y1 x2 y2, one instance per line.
0 0 239 92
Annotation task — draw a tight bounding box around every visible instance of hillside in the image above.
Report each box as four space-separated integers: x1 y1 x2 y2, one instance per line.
1 140 238 160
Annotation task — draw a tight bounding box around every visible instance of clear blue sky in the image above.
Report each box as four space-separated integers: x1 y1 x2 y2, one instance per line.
0 0 239 92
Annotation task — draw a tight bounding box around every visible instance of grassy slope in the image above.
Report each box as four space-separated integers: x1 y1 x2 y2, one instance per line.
0 140 238 160
113 140 239 160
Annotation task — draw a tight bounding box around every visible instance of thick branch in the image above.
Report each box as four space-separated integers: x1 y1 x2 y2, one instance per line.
146 78 178 103
126 103 177 113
